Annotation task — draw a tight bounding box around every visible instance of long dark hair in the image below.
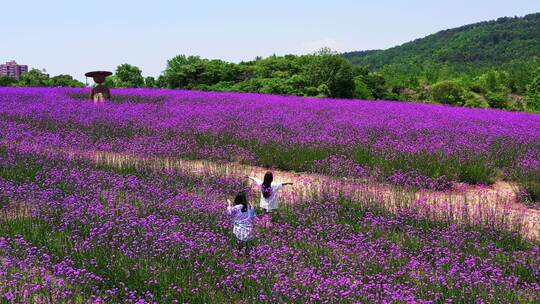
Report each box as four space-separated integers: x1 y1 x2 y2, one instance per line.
234 191 248 213
262 171 273 199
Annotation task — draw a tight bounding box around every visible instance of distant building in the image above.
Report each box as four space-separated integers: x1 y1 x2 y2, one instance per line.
0 60 29 80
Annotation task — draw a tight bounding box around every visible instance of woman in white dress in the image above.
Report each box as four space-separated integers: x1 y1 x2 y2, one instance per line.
246 171 293 227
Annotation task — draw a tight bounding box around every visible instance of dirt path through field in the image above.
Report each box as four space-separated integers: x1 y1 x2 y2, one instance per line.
55 147 540 240
4 142 540 240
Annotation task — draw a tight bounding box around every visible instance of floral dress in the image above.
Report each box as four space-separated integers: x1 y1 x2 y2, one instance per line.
227 205 256 241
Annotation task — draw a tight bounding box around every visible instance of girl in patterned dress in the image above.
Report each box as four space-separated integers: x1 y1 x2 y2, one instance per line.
227 191 256 256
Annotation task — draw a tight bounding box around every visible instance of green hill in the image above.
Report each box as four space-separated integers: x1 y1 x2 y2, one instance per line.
343 13 540 71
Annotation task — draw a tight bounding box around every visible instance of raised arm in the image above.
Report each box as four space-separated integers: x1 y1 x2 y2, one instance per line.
245 176 263 185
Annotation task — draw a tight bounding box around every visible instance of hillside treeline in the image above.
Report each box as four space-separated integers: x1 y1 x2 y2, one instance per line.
3 49 540 112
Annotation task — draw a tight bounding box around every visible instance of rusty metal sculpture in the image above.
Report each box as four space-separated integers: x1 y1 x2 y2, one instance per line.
85 71 112 103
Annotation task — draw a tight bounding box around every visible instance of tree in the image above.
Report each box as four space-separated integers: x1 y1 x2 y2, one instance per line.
254 55 300 79
485 91 508 109
156 75 167 88
484 70 498 92
364 72 387 99
303 49 355 98
163 55 195 88
462 91 490 108
104 75 119 88
527 69 540 111
0 76 17 87
18 69 50 87
353 76 373 99
144 76 156 88
199 59 239 85
115 64 144 87
476 70 509 93
259 78 293 95
49 74 84 87
352 65 370 78
162 52 357 98
507 60 531 94
163 55 238 89
431 81 464 105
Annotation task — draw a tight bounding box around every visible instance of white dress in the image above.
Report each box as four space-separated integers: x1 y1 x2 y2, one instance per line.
252 178 284 211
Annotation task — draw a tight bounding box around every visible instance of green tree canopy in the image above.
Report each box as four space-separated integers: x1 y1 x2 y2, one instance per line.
144 76 156 88
50 74 85 87
431 81 464 105
18 69 50 87
302 48 355 98
0 76 18 87
163 55 239 89
353 77 374 100
527 68 540 111
115 64 145 88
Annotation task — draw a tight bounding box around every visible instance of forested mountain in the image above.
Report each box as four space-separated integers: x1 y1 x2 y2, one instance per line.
343 13 540 71
339 13 540 112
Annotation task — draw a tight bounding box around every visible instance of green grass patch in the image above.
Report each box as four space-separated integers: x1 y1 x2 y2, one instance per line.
0 159 42 183
0 145 7 156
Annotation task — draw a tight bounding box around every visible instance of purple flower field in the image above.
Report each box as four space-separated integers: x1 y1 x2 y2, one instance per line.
1 87 540 303
1 87 539 189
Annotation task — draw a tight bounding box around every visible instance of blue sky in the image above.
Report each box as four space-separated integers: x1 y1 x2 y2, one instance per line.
1 0 539 81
